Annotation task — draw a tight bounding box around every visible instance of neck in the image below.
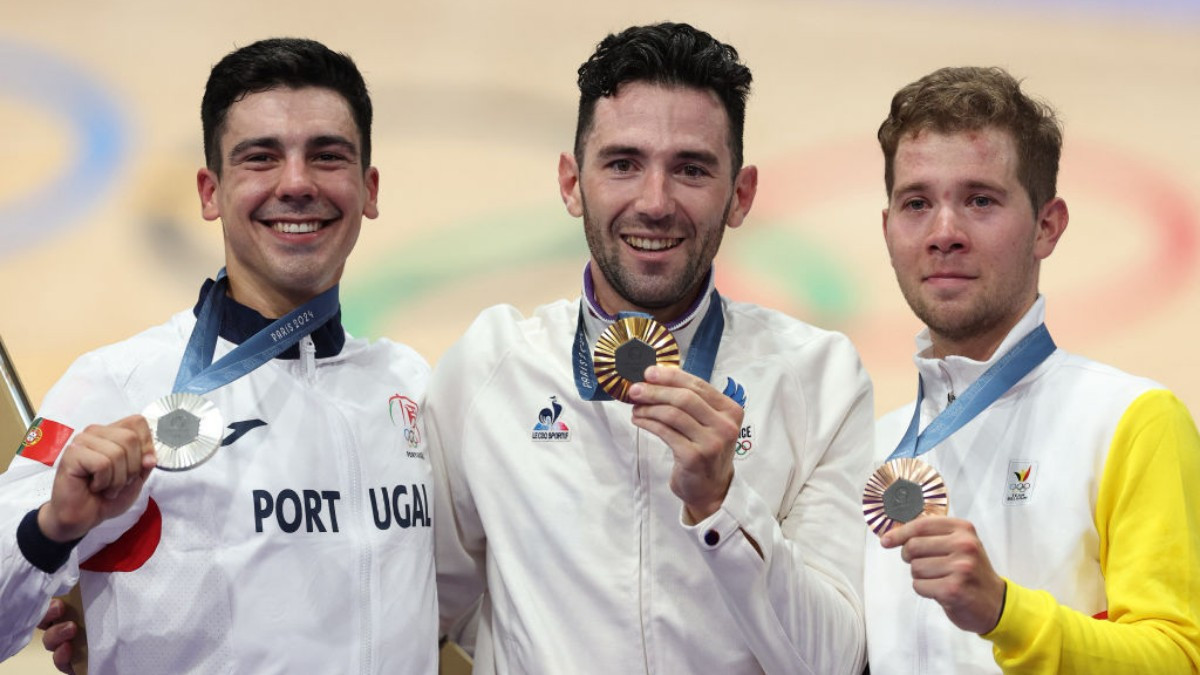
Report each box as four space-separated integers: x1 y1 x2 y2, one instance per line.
585 264 708 325
601 292 702 325
226 278 324 319
929 331 1008 362
928 298 1037 361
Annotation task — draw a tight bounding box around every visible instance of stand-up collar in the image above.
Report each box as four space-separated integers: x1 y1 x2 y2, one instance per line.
192 278 346 359
913 295 1048 415
580 262 716 359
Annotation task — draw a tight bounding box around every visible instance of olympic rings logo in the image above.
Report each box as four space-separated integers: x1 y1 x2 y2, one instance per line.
734 439 752 456
403 427 421 448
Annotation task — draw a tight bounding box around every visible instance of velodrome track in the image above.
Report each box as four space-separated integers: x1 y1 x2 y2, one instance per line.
1 0 1197 670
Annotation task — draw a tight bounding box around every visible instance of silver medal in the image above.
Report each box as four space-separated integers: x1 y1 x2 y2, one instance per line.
142 393 223 471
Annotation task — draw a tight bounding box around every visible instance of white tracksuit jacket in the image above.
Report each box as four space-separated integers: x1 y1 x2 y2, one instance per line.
0 298 437 674
429 277 874 674
864 297 1200 674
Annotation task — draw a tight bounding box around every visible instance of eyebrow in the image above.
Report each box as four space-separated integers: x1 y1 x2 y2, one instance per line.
592 144 721 167
309 135 360 159
891 181 928 198
963 180 1008 195
593 144 644 161
227 134 360 160
228 136 283 159
676 149 721 167
892 180 1010 197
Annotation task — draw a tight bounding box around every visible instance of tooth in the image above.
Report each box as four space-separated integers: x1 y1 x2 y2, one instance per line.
625 236 679 251
273 221 321 234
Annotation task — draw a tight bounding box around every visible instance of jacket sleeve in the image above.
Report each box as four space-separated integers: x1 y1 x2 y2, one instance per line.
427 325 493 643
985 389 1200 673
0 461 79 660
682 332 874 675
0 350 145 660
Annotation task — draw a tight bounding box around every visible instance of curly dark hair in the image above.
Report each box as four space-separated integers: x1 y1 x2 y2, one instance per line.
573 22 752 173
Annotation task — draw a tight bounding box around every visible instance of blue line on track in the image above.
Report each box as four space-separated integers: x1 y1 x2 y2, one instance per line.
0 39 128 258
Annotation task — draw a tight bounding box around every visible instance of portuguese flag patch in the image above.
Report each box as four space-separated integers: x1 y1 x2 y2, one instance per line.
16 417 73 466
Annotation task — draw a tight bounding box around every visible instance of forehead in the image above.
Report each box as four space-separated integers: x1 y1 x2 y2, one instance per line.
893 126 1019 183
583 82 731 162
221 86 359 146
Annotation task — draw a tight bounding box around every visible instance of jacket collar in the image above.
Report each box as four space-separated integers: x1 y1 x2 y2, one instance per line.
579 262 716 359
912 295 1047 412
192 278 345 359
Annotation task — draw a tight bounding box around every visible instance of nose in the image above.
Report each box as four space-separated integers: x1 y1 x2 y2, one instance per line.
275 156 317 201
635 169 675 222
926 205 968 254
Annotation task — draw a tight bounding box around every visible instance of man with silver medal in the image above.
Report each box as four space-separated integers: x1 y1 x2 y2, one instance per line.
863 67 1200 674
429 23 874 674
0 39 438 673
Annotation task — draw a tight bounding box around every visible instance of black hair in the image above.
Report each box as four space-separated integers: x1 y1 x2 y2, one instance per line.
201 37 372 174
574 23 752 173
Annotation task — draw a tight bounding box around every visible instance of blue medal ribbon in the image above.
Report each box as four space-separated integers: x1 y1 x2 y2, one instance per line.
173 268 340 395
573 289 725 401
888 323 1056 461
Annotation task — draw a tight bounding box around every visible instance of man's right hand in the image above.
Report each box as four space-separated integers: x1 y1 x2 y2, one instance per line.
38 598 76 674
36 415 156 542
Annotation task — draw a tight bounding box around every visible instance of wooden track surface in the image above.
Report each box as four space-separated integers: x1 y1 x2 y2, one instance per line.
1 1 1197 671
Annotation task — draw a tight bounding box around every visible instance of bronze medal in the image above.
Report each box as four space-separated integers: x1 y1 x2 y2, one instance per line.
592 316 681 403
862 457 948 537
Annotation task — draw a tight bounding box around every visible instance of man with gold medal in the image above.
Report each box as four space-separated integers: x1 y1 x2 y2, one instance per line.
429 23 874 674
0 39 437 673
863 67 1200 673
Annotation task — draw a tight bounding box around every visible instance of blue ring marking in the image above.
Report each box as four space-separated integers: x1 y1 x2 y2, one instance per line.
0 39 128 257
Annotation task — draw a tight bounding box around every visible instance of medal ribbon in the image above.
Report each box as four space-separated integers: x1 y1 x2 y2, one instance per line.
887 323 1056 461
173 268 340 395
573 289 724 401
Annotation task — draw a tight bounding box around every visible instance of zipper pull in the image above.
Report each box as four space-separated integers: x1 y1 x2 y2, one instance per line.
301 335 316 380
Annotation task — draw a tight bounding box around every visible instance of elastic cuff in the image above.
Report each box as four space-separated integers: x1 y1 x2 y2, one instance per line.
17 509 80 574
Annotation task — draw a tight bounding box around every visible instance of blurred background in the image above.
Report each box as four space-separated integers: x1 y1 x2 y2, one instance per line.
1 0 1197 670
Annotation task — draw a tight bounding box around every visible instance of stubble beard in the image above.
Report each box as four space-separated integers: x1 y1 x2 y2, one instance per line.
905 288 1014 345
899 250 1039 349
580 191 730 311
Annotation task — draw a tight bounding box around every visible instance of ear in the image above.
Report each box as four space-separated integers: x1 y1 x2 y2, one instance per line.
362 166 380 220
724 165 758 229
558 152 583 217
197 168 221 222
1033 197 1068 260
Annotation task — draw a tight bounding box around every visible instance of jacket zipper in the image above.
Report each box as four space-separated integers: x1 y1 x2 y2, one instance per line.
300 335 317 384
305 349 373 674
636 428 652 674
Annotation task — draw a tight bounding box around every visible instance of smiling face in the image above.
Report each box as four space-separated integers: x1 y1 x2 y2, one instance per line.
883 127 1067 359
197 86 379 318
558 82 757 321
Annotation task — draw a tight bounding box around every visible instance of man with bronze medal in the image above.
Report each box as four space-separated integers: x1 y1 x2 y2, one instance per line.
863 67 1200 673
429 23 874 674
0 39 438 672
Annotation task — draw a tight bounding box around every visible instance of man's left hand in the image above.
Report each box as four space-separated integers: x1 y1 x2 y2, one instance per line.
881 516 1007 634
628 366 744 523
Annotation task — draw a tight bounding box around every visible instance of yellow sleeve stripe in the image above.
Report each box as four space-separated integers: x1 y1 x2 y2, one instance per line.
987 389 1200 673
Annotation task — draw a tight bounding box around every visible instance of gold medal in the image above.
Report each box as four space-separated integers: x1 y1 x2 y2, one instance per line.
862 457 948 537
593 316 681 403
